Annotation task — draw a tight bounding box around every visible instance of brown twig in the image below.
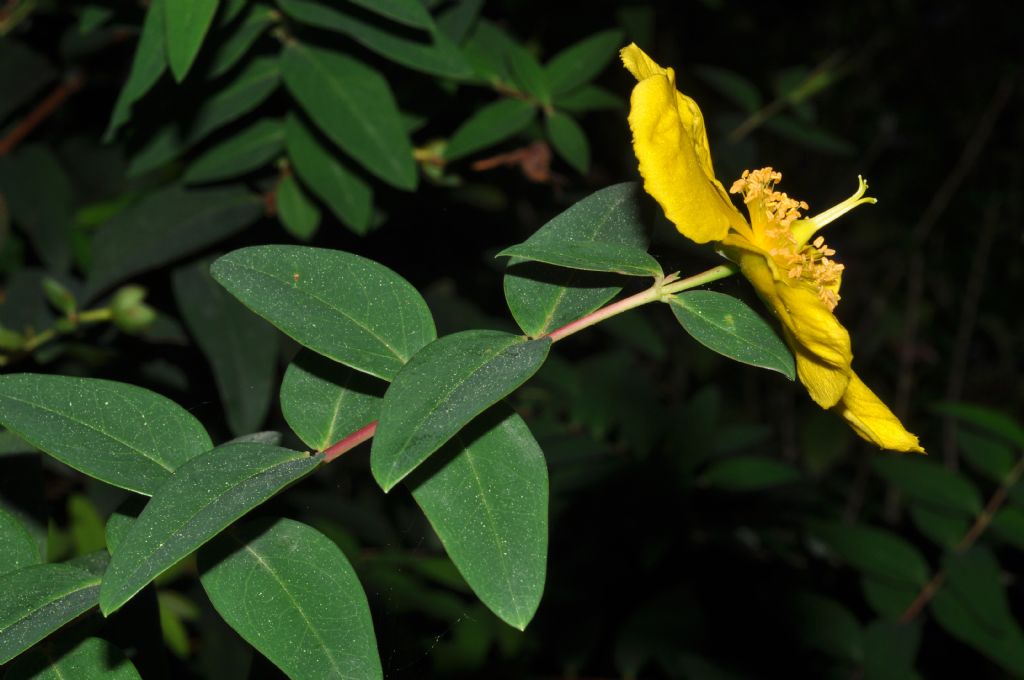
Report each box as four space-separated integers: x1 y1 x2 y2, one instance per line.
0 71 85 156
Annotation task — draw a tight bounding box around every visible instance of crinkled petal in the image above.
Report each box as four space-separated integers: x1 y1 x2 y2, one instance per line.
622 44 745 244
835 373 925 453
782 327 851 408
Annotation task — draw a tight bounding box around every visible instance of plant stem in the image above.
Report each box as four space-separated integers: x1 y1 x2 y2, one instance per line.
898 455 1024 623
322 421 378 463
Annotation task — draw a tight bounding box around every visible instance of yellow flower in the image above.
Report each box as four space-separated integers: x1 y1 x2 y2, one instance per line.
621 43 923 453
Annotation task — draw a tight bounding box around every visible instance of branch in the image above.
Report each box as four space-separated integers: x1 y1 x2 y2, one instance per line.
0 71 85 156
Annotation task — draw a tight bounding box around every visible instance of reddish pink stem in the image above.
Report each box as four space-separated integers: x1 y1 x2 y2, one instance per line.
322 420 378 462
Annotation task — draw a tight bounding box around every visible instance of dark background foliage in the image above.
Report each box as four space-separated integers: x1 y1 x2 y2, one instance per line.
1 0 1022 677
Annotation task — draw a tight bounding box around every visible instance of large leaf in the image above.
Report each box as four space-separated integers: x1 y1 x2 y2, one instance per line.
0 507 41 576
278 0 471 79
211 246 436 380
933 402 1024 449
931 548 1024 674
0 374 212 495
104 0 166 139
0 564 101 664
444 98 536 162
280 350 385 451
0 146 73 272
506 44 550 105
499 239 659 277
810 522 930 587
199 518 381 679
699 456 801 491
0 40 54 125
411 406 547 630
282 42 417 190
545 111 590 175
165 0 220 82
669 291 796 380
371 330 551 491
184 118 284 184
285 114 373 234
544 29 624 95
504 182 652 337
99 443 322 615
173 259 279 436
127 56 281 176
873 456 983 516
347 0 433 29
5 636 142 680
86 184 262 299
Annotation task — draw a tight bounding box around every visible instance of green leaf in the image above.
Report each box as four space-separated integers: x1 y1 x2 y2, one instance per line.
544 29 624 95
861 576 918 621
957 429 1015 483
207 3 276 79
669 291 796 380
0 146 73 272
500 241 659 278
277 0 472 79
104 0 166 140
553 84 621 113
411 406 547 630
99 443 322 615
172 259 279 436
862 621 921 680
693 65 762 113
127 56 281 176
934 402 1024 449
184 118 284 184
989 507 1024 549
502 183 654 336
506 45 551 105
165 0 220 82
86 184 263 299
0 41 54 125
4 635 142 680
211 245 436 381
285 114 373 234
931 548 1024 674
763 116 856 156
371 330 551 491
444 99 536 162
0 374 212 495
276 174 321 240
699 456 801 491
0 564 101 664
347 0 434 30
199 518 382 679
792 592 863 662
908 505 968 548
436 0 483 44
545 111 590 174
0 507 41 576
280 350 385 451
810 521 929 586
282 42 417 190
872 456 983 516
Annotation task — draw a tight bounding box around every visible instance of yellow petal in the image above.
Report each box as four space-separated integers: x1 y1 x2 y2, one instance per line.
622 44 745 244
834 373 925 453
782 327 851 408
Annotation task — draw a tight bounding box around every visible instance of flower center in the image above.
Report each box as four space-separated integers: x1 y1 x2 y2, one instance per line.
729 167 845 311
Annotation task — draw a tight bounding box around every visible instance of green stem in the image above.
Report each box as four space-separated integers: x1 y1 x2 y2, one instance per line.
7 307 113 355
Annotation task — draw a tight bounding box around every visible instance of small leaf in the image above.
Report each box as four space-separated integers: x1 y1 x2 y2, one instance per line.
544 29 624 95
862 621 921 679
207 3 276 79
0 374 212 495
0 146 74 272
285 114 373 234
861 576 918 621
280 350 385 451
165 0 220 82
211 246 436 381
444 99 536 162
506 45 551 105
99 443 322 615
810 522 930 587
990 507 1024 550
184 118 284 184
792 592 863 662
199 518 382 679
411 406 547 630
4 636 142 680
503 183 653 336
957 429 1015 483
278 0 471 79
545 111 590 174
282 42 417 190
553 84 621 113
693 65 762 113
173 259 279 436
669 291 795 380
276 173 321 240
873 456 983 516
87 184 263 299
934 402 1024 449
104 0 166 140
347 0 434 29
908 505 968 548
0 507 41 576
763 116 856 156
699 456 801 491
0 564 101 664
371 330 550 491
